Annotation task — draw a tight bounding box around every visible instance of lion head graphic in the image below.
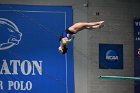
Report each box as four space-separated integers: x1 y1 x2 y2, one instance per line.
0 18 22 50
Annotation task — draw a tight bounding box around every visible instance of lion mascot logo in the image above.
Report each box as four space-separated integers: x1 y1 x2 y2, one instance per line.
0 18 22 50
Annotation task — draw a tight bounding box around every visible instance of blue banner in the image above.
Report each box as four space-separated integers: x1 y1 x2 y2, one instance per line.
99 44 123 69
0 4 74 93
134 18 140 93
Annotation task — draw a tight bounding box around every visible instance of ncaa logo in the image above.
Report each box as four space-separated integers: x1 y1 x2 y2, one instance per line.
0 18 22 50
105 49 119 62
